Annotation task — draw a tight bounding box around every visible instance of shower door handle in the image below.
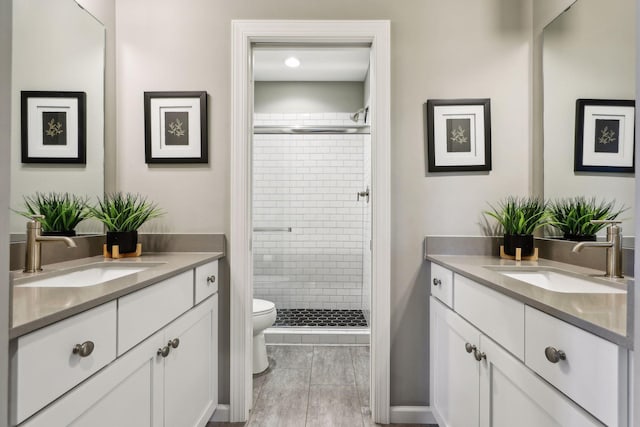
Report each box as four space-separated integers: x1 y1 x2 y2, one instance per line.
357 187 370 203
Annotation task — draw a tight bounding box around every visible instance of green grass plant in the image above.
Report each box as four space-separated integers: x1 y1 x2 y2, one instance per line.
89 192 163 232
17 192 89 233
548 197 624 238
485 196 548 235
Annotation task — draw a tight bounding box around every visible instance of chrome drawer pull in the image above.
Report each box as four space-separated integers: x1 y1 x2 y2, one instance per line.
169 338 180 349
72 341 95 358
465 343 476 354
433 278 442 286
544 346 566 363
207 275 216 284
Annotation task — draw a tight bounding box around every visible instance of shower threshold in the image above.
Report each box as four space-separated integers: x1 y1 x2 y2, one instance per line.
265 327 369 345
265 308 369 345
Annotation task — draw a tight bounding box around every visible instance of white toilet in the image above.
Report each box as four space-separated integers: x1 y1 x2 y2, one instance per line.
252 298 277 374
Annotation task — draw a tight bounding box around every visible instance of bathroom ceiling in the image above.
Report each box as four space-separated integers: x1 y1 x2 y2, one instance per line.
253 47 370 82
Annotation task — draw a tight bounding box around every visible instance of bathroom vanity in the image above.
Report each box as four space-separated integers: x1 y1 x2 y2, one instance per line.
9 252 222 427
427 255 630 427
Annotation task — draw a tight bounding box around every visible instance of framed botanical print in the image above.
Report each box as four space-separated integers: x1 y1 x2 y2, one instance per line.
575 99 635 173
144 91 208 164
21 91 86 164
426 98 491 172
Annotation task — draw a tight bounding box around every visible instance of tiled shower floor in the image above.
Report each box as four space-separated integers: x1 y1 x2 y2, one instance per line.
274 309 368 327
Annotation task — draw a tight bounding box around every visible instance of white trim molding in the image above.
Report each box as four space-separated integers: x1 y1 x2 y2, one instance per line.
230 20 254 423
230 20 391 423
390 406 438 425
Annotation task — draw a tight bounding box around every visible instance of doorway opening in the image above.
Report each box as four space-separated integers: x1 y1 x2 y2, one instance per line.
252 44 372 346
230 20 391 424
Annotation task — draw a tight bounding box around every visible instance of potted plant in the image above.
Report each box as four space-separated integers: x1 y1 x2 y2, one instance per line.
548 197 625 241
16 192 90 236
485 196 548 257
89 192 163 254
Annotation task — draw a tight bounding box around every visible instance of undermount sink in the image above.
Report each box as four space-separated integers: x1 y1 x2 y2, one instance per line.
17 262 162 288
488 267 626 294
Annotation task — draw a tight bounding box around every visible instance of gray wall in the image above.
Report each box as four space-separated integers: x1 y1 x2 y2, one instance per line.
254 81 364 113
0 0 11 423
114 0 533 406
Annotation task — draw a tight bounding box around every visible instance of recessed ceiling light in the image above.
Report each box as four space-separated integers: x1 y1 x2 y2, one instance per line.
284 57 300 68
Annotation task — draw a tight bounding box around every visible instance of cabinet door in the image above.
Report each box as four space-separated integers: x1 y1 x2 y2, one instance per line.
430 297 482 427
163 295 218 427
479 335 604 427
21 330 164 427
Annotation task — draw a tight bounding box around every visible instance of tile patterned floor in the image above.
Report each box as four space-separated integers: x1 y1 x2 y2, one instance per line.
208 345 434 427
274 309 368 327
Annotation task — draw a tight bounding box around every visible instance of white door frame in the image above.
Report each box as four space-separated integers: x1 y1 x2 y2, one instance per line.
230 20 391 423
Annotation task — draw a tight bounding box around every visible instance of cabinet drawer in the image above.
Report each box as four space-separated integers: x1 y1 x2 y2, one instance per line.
454 274 525 360
13 301 117 425
195 260 218 304
524 306 626 427
118 270 194 355
430 263 453 308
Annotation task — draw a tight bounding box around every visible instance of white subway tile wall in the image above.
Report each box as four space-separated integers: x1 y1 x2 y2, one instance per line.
253 112 367 310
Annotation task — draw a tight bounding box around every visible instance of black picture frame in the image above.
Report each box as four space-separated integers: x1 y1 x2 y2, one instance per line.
426 98 491 172
144 91 208 164
575 99 635 173
21 91 86 164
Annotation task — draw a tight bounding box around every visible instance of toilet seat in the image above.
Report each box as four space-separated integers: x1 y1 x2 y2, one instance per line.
253 298 275 316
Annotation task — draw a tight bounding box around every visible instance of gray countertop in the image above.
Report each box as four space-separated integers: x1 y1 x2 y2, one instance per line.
426 255 632 349
10 252 223 339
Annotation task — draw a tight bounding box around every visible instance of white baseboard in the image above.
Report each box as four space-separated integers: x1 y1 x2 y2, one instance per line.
389 406 437 424
209 404 230 422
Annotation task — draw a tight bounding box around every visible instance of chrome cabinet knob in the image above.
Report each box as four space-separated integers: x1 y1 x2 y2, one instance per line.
465 343 476 354
207 275 216 284
169 338 180 349
433 278 442 287
474 349 487 361
157 345 170 358
544 346 566 363
72 341 95 357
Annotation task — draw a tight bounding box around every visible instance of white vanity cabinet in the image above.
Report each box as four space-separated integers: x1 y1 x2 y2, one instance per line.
12 259 219 427
429 263 624 427
431 298 604 427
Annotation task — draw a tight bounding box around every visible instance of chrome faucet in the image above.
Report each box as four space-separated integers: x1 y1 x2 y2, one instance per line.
24 215 77 273
572 220 623 278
